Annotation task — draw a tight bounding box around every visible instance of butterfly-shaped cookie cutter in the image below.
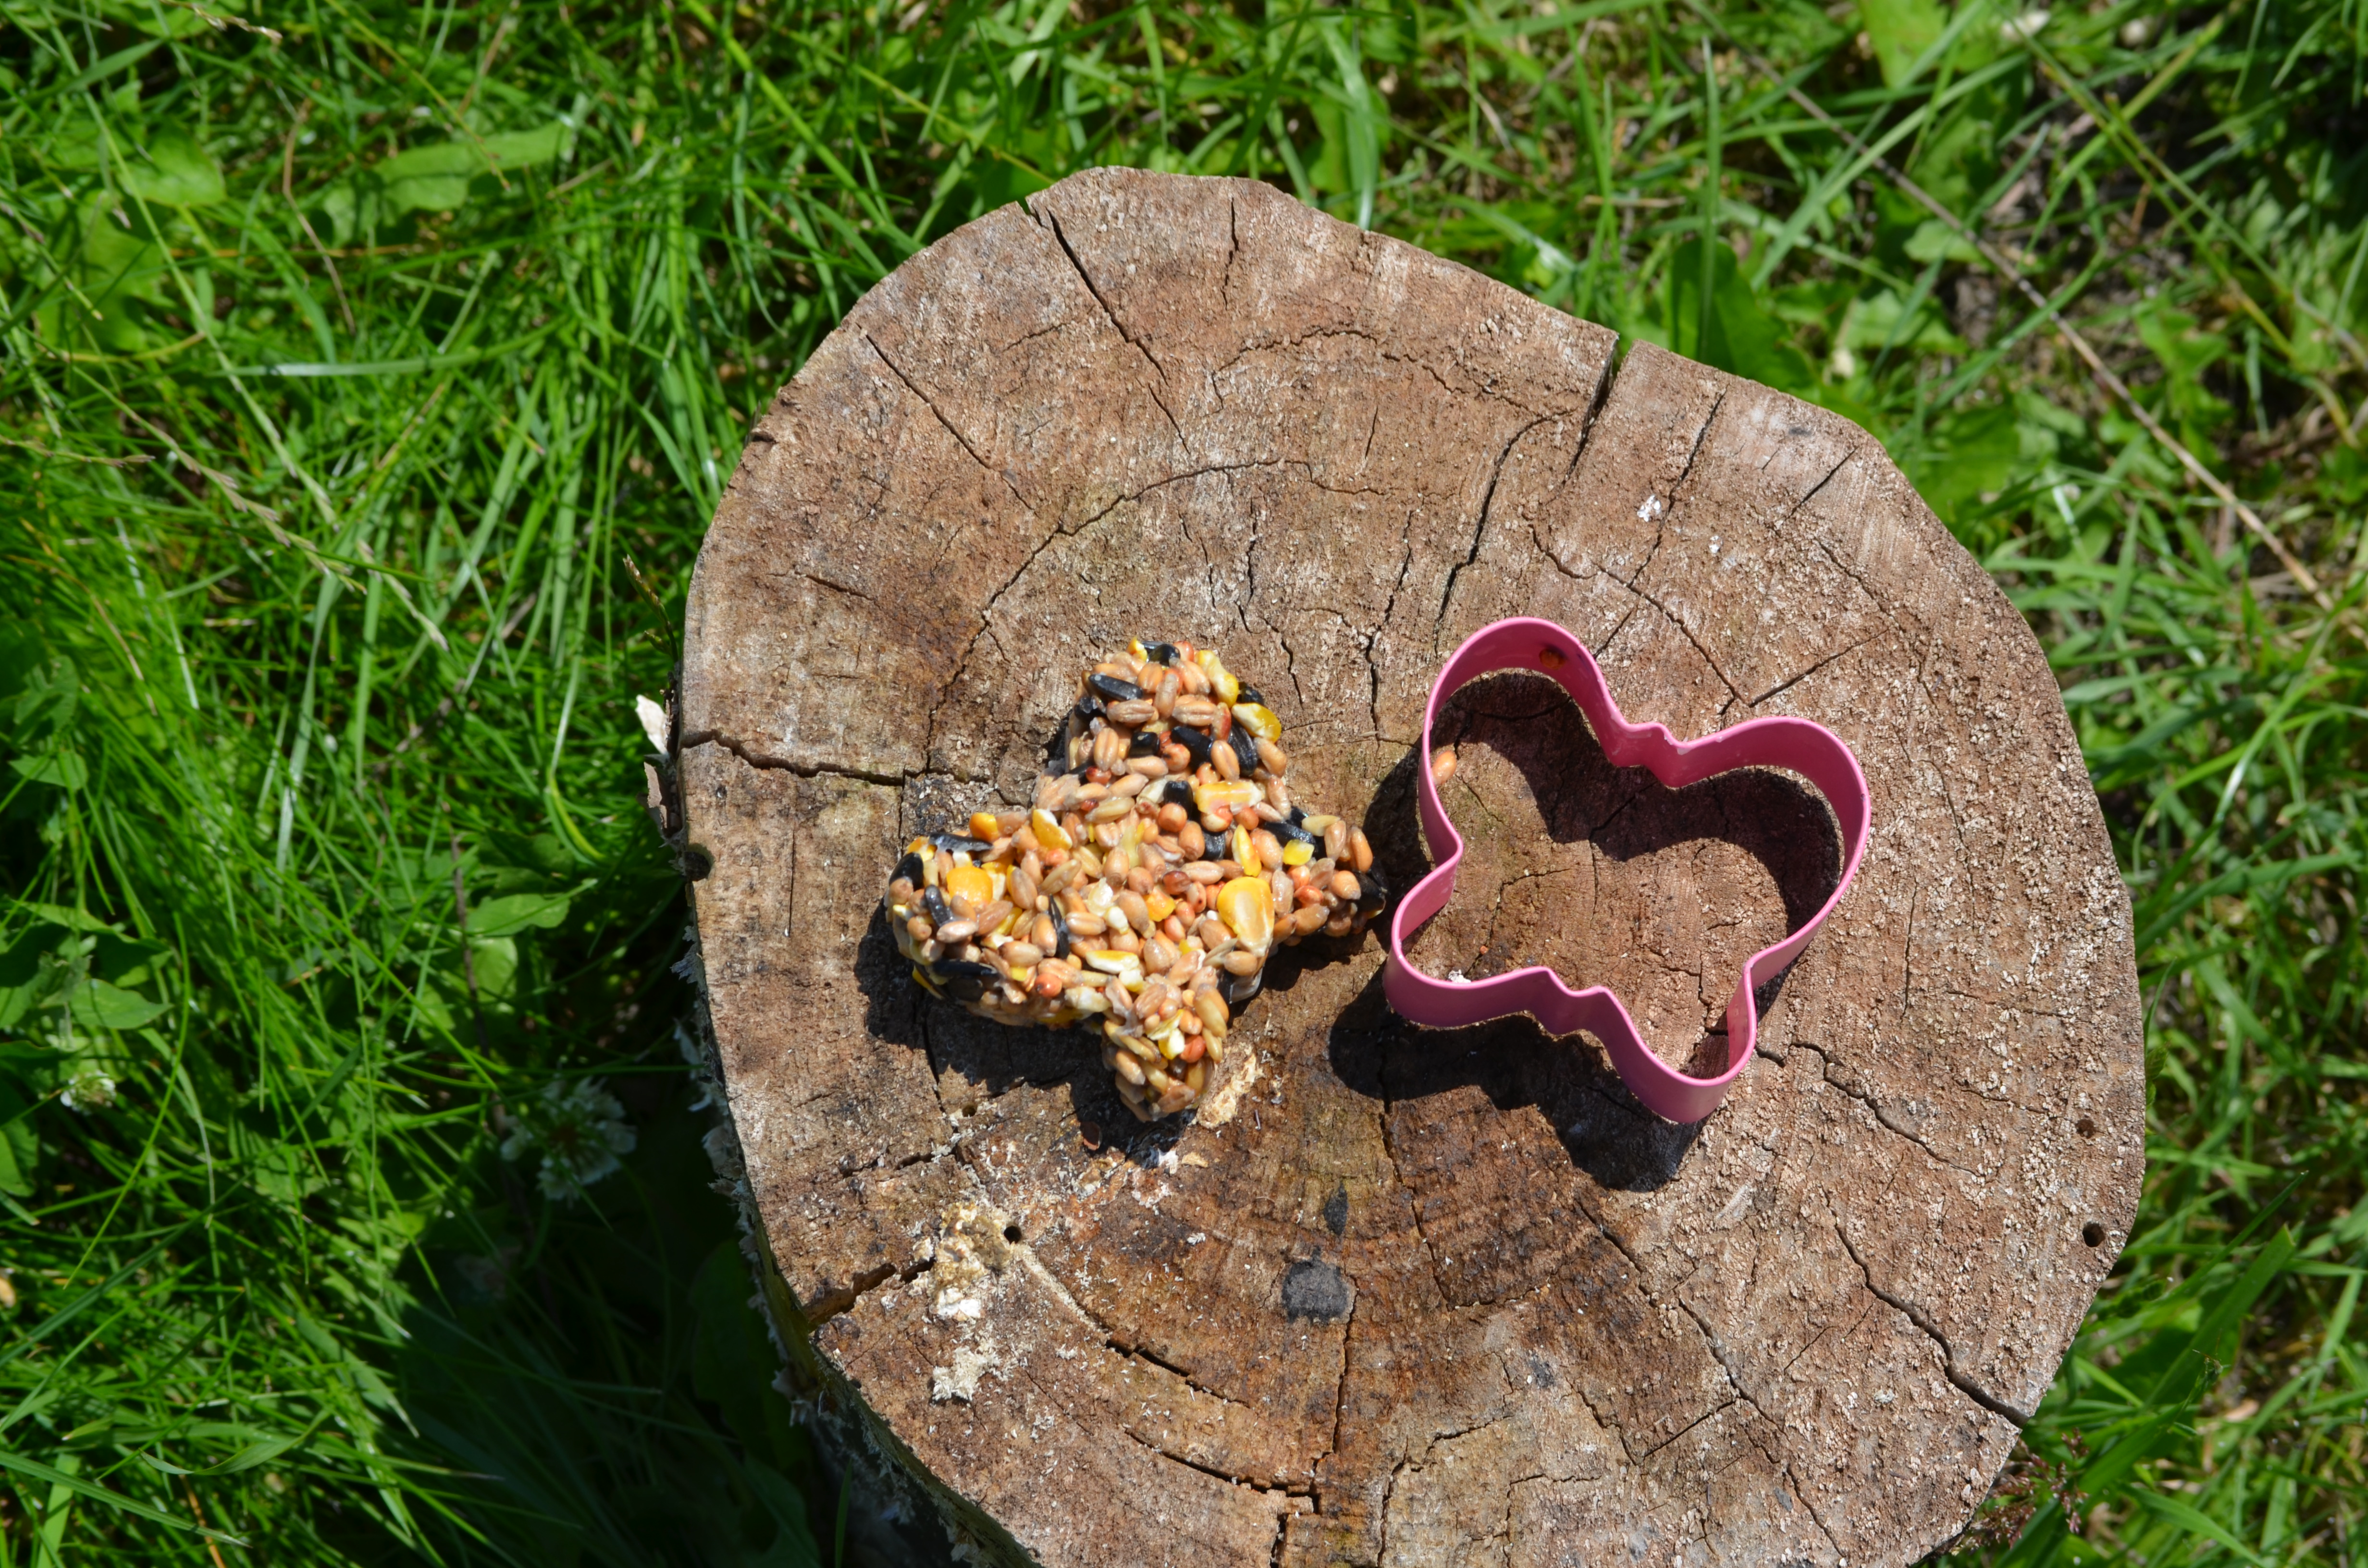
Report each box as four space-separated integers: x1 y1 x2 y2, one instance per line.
1383 617 1871 1123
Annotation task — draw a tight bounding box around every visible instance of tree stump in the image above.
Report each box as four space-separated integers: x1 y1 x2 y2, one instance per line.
677 168 2144 1568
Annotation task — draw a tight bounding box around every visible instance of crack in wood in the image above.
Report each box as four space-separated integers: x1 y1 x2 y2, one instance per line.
1633 1394 1742 1462
1620 387 1725 590
1749 629 1887 707
1119 1425 1313 1497
1436 411 1556 644
1562 336 1623 485
1627 584 1750 709
1364 506 1419 737
1108 1336 1257 1412
919 456 1283 760
1551 1185 1720 1462
807 1253 936 1327
1761 444 1858 533
1786 1040 1978 1176
1028 201 1190 452
863 332 1031 511
682 729 944 788
1222 195 1242 308
1833 1221 2032 1425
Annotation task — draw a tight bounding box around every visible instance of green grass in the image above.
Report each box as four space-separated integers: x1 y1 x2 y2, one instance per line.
0 0 2363 1560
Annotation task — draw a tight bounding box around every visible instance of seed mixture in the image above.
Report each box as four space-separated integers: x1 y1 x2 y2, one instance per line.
882 639 1382 1121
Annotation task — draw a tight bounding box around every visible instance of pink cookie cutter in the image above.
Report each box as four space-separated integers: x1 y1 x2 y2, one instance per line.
1383 617 1871 1123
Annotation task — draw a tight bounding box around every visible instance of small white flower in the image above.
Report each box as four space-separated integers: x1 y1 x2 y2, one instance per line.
500 1078 637 1200
62 1070 115 1112
634 694 672 755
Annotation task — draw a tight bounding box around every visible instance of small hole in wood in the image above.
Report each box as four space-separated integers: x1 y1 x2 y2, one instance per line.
2076 1116 2097 1138
682 845 715 881
1003 1224 1024 1244
2082 1222 2106 1247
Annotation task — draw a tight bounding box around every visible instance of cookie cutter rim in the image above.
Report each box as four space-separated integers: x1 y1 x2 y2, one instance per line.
1381 616 1872 1123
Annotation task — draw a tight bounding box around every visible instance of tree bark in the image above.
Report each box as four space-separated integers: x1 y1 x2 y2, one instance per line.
677 167 2143 1568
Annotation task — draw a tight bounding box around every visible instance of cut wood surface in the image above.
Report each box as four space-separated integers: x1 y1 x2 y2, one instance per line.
677 167 2144 1568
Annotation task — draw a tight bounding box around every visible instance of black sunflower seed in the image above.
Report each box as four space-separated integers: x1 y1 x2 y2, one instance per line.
1272 816 1318 847
1143 641 1180 666
1087 672 1145 702
933 960 999 1003
892 850 925 884
1129 726 1163 757
923 887 954 926
1228 727 1260 773
931 833 992 857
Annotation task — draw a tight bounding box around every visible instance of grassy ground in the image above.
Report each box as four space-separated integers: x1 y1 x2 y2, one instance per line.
0 0 2364 1560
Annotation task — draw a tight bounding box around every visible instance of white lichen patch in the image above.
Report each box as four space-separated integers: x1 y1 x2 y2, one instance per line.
931 1345 994 1403
930 1200 1015 1323
1191 1044 1261 1127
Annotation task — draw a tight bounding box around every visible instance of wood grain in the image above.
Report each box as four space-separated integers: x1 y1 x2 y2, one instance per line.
677 168 2143 1568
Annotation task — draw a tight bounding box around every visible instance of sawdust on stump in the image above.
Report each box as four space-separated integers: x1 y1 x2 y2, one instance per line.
674 168 2143 1568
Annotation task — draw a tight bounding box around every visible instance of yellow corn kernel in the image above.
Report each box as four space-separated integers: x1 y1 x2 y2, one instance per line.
1146 888 1176 922
1231 703 1281 743
1031 808 1073 851
1204 657 1241 705
1216 876 1274 952
1232 825 1258 871
1281 837 1313 866
969 811 1001 842
1193 781 1262 815
944 863 996 909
